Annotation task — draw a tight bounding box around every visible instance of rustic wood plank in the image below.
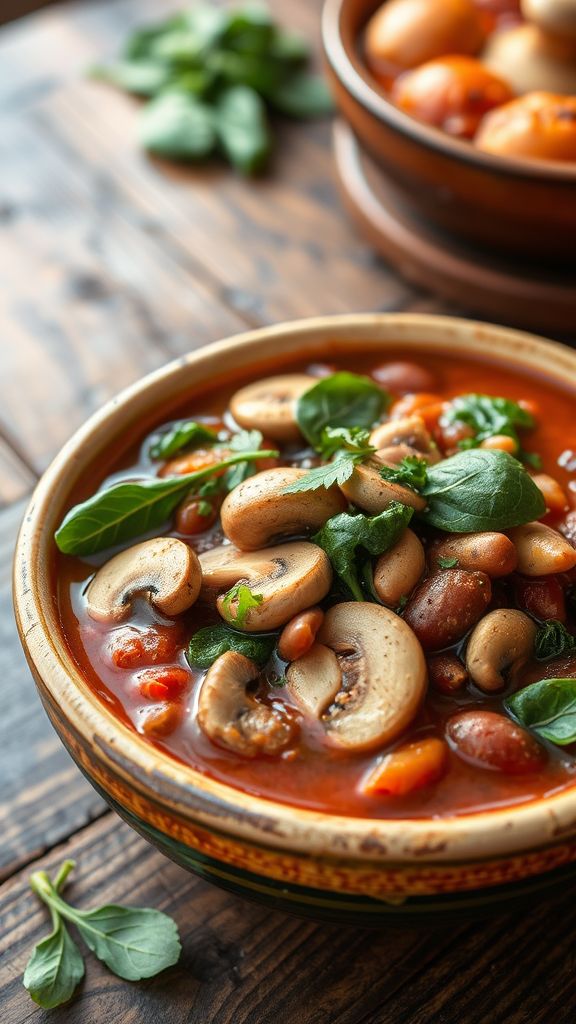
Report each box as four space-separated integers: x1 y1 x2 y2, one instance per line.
0 501 106 880
0 438 35 506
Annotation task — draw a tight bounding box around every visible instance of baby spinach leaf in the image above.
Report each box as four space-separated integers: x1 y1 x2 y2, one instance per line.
221 582 264 627
380 455 428 492
296 372 389 449
506 678 576 746
150 420 219 459
187 623 276 668
420 449 545 533
534 620 576 661
91 60 172 97
139 92 216 159
215 85 271 175
266 71 334 118
313 502 413 601
70 905 181 981
55 449 273 555
23 921 85 1010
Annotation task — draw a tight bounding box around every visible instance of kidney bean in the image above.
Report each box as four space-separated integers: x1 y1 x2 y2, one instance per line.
428 653 468 694
176 496 219 535
531 474 568 514
515 575 566 623
429 531 517 578
278 608 324 662
514 654 576 688
446 710 547 774
370 361 438 395
479 434 518 455
403 569 492 651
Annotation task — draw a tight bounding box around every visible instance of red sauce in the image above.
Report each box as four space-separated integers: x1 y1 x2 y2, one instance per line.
56 347 576 819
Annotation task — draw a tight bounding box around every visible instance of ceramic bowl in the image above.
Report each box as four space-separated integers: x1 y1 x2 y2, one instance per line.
321 0 576 261
14 313 576 924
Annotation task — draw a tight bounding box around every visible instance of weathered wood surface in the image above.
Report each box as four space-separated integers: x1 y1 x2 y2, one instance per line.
2 0 572 1021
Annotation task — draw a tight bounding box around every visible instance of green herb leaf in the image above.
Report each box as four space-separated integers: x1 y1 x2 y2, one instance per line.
91 60 172 96
296 372 389 449
55 449 272 555
505 678 576 746
283 453 360 494
187 623 276 668
71 905 181 981
312 502 413 601
150 420 219 459
443 393 538 465
123 14 190 60
215 84 271 175
437 555 459 568
380 455 428 492
265 71 334 118
534 620 576 661
317 426 374 460
23 921 85 1010
224 429 266 489
139 92 216 159
420 449 546 533
221 582 264 627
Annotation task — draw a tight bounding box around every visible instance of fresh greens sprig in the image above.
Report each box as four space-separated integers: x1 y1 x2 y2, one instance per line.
55 446 277 556
150 419 219 459
221 582 264 627
534 620 576 661
312 502 413 601
187 622 276 667
442 394 540 466
317 426 375 460
379 455 428 492
92 5 333 175
283 425 377 495
505 679 576 746
224 429 266 489
23 860 180 1010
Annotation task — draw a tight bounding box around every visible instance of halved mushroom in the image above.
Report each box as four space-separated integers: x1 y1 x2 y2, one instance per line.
86 538 202 623
287 603 427 752
369 416 439 463
199 540 332 631
197 651 295 756
465 609 537 692
221 467 347 550
229 374 314 442
339 459 427 514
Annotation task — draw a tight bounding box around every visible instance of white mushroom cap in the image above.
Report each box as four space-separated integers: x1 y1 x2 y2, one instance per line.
85 537 202 622
229 374 314 442
221 467 347 550
287 602 427 752
199 540 332 631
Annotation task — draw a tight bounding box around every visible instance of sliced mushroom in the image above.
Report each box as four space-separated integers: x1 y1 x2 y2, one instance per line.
199 540 332 631
221 467 347 550
373 528 425 607
197 651 294 757
508 521 576 576
86 538 201 623
339 459 426 514
286 602 427 752
465 609 537 692
286 643 342 716
229 374 314 442
369 416 440 463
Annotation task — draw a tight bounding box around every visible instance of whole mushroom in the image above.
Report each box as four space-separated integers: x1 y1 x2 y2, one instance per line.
229 374 314 442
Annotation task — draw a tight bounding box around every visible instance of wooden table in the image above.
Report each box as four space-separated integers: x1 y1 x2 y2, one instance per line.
1 2 575 1021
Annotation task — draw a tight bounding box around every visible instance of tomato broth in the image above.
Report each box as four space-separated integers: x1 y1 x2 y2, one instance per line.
56 347 576 819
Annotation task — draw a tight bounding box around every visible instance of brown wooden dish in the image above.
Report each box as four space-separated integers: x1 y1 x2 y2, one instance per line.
322 0 576 261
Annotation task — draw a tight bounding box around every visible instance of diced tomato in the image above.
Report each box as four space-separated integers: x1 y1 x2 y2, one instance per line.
138 666 190 701
109 627 182 669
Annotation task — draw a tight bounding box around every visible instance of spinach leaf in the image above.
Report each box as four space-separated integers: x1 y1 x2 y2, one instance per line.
91 60 172 96
55 448 274 555
220 582 264 627
139 92 216 159
312 502 413 601
265 71 334 118
215 85 271 175
296 372 389 449
70 905 181 981
380 455 428 492
187 623 276 668
534 620 576 661
420 449 545 533
23 919 85 1009
443 393 539 465
150 420 219 459
505 679 576 745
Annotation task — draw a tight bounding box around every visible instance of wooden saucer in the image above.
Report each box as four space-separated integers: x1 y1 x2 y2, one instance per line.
333 120 576 335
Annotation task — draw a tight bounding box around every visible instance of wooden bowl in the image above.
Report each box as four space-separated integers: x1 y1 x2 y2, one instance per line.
321 0 576 261
14 313 576 923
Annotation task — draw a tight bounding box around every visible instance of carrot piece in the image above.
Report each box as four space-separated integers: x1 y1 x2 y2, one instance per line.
361 737 448 797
